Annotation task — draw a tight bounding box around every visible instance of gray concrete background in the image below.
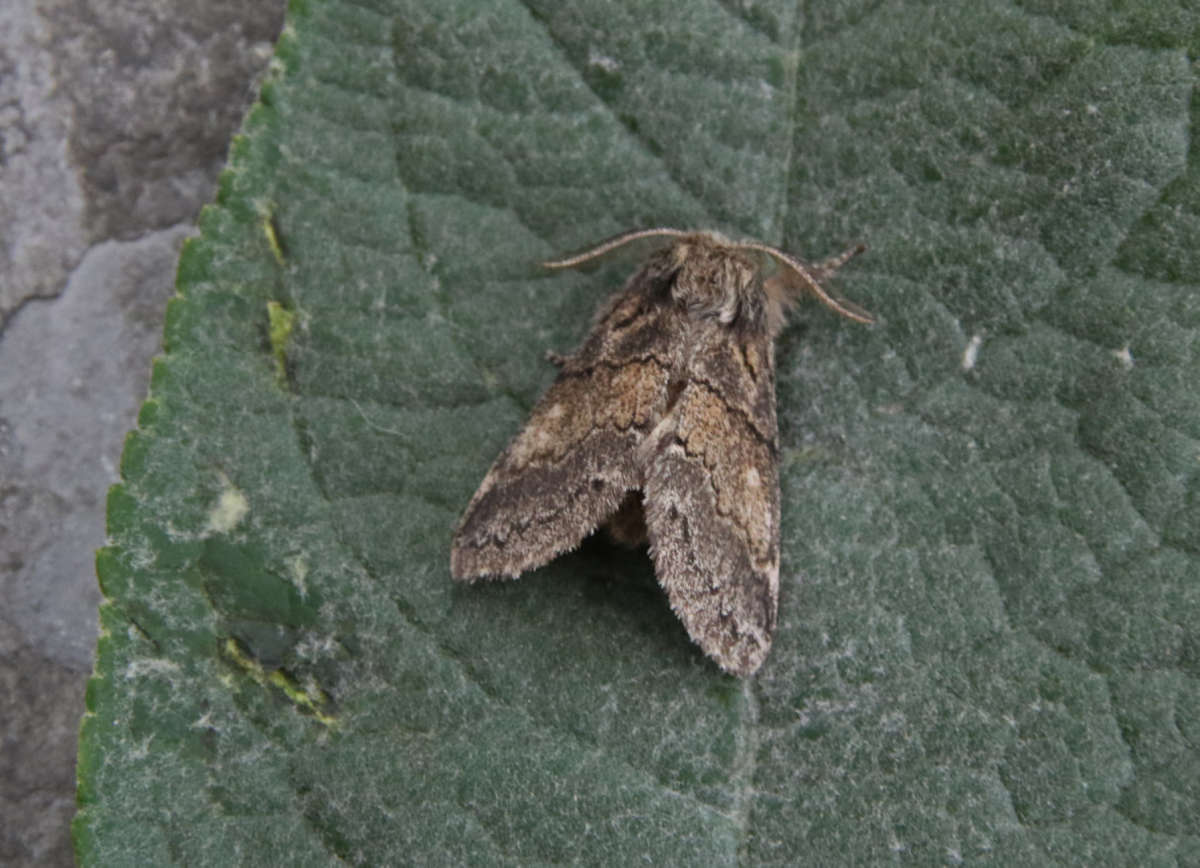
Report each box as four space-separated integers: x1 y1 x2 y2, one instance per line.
1 2 285 862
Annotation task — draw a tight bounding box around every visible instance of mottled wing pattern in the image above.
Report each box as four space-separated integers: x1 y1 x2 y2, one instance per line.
451 268 676 579
642 322 780 676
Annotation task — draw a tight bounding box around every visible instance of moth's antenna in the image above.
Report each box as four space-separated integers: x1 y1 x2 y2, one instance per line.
813 243 867 278
740 240 873 324
541 227 693 269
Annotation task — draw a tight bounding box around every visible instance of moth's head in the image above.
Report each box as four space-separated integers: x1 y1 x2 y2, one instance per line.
668 235 767 330
542 228 872 334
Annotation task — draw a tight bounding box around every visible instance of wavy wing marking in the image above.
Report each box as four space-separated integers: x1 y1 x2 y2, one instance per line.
642 331 780 676
451 285 676 580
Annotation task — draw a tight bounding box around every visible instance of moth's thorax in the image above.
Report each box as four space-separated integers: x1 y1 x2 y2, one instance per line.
668 237 764 328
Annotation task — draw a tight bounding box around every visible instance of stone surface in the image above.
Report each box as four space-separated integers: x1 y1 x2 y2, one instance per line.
0 620 81 867
43 0 283 243
0 0 87 320
0 0 284 863
1 226 192 669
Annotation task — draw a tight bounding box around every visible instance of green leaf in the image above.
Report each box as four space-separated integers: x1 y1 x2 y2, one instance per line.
76 0 1200 863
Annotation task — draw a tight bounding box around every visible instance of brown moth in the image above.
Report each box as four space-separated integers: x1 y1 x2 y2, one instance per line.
450 228 872 676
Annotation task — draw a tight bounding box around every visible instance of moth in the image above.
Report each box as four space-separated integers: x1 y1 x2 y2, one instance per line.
450 228 872 676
